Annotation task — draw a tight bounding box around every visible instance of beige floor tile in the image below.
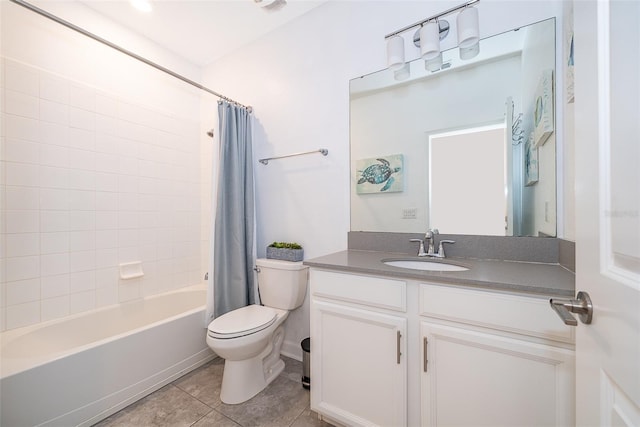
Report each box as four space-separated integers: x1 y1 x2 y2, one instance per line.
192 409 242 427
173 357 225 408
216 375 310 427
94 384 211 427
96 356 311 427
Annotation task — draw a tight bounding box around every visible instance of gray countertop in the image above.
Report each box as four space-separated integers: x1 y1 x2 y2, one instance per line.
304 250 575 297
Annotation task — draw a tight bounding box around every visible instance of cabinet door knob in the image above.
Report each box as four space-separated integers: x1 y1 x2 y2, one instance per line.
396 330 402 364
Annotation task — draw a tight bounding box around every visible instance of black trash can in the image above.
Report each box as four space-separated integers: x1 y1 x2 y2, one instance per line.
301 337 310 389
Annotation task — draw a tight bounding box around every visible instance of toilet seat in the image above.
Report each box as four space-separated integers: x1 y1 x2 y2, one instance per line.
208 305 277 339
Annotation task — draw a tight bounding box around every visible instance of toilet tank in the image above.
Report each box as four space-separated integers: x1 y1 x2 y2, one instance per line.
256 258 308 310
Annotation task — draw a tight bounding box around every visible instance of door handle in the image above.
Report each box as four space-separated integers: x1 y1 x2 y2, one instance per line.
549 291 593 326
396 330 402 364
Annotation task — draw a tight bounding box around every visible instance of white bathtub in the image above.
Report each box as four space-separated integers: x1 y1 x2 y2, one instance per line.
0 285 215 427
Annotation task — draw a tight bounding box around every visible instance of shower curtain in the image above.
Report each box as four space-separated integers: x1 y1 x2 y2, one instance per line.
212 101 256 319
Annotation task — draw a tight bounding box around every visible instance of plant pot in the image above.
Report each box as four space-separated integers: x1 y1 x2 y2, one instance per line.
266 247 304 262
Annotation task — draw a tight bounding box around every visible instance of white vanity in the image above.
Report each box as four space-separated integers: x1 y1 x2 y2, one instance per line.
333 10 577 424
306 248 575 427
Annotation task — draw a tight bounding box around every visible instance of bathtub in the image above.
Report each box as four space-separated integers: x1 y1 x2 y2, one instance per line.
0 285 215 427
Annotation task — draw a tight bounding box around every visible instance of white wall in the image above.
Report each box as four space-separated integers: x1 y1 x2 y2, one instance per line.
201 0 565 359
0 2 209 331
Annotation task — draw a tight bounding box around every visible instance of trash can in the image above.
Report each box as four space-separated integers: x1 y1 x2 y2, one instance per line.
301 337 311 389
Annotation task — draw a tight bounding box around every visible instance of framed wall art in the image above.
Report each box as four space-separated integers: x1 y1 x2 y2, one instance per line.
525 133 539 186
355 154 403 194
533 69 554 148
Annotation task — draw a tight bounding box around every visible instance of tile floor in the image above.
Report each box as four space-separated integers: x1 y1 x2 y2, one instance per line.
94 356 333 427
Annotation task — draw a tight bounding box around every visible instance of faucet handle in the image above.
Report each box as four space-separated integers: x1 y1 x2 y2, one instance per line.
437 240 455 258
410 239 428 257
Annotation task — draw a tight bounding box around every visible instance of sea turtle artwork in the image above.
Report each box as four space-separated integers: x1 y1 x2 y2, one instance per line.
355 155 403 194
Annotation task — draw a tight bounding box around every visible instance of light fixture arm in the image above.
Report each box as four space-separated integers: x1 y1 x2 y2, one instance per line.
384 0 480 39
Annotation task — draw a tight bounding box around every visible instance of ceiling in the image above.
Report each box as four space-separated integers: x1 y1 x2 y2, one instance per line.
74 0 327 66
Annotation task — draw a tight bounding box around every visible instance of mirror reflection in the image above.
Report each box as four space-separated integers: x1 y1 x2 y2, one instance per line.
350 18 556 237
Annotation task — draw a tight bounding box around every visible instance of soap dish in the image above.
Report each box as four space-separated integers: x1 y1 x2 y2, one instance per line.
119 261 144 280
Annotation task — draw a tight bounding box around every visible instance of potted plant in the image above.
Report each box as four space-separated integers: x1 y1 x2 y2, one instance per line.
266 241 304 262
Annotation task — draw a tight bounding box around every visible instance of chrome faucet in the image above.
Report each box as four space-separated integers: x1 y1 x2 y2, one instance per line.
425 229 439 256
410 228 439 257
410 229 455 258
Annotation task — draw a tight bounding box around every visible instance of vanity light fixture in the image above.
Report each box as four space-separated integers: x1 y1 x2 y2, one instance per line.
386 35 406 71
457 6 480 49
384 0 480 74
420 20 441 60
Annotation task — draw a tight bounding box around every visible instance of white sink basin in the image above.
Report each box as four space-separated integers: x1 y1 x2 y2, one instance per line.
383 259 469 272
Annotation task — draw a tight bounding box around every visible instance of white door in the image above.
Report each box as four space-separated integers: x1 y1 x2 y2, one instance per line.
573 0 640 425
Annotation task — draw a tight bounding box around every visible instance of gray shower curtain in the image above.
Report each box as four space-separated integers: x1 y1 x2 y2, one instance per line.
213 101 255 318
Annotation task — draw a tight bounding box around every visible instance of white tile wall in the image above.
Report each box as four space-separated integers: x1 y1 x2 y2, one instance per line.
6 301 40 329
5 138 40 164
6 210 39 233
67 127 94 150
5 255 39 282
40 99 68 125
41 274 70 299
41 232 69 254
69 290 95 314
40 75 69 104
41 295 69 322
40 122 68 147
0 58 205 331
5 115 40 142
6 162 39 187
6 278 40 305
5 90 39 119
5 233 39 257
6 186 39 210
4 61 39 96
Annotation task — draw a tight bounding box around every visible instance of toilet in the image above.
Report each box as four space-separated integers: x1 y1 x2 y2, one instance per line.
206 258 308 404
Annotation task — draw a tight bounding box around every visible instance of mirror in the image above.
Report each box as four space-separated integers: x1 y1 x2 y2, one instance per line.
350 18 556 237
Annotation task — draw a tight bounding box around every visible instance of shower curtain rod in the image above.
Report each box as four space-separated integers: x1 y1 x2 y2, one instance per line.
9 0 252 112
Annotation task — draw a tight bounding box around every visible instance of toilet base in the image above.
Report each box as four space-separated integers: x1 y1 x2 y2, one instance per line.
219 325 286 404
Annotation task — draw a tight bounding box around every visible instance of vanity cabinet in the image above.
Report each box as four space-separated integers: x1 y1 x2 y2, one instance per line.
309 269 575 427
419 284 575 427
310 270 408 427
420 321 574 426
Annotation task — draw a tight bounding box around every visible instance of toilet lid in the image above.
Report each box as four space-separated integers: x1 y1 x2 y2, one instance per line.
208 305 277 339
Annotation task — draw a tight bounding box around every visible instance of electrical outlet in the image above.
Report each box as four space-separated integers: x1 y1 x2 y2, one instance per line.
402 207 417 219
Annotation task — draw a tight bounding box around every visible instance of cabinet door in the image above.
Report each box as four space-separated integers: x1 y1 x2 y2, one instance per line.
421 322 574 427
311 300 407 427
